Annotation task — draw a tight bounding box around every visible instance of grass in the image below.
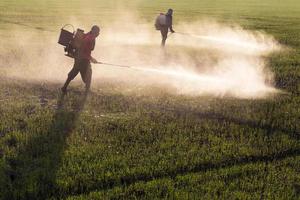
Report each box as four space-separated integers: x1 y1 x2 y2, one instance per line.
0 0 300 199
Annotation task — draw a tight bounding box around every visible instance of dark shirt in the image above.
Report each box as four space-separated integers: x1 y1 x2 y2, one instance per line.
166 14 174 32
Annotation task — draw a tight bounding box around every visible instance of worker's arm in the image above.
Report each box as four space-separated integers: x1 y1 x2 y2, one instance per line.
90 39 95 51
169 26 175 33
169 16 175 33
90 56 98 64
89 37 98 63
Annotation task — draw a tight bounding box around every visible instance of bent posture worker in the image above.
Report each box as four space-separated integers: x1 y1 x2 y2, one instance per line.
61 25 100 94
160 9 175 47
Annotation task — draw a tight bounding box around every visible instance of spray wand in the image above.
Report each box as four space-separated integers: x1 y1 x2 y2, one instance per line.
174 32 202 38
95 62 135 69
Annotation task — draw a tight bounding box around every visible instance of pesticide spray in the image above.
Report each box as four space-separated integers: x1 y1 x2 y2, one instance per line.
175 32 269 51
57 24 237 93
0 14 281 99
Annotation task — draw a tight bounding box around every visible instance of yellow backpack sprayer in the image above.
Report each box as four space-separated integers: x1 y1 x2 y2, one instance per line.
58 24 85 58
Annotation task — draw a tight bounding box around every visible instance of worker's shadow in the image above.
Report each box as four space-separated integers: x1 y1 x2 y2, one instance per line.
5 92 87 200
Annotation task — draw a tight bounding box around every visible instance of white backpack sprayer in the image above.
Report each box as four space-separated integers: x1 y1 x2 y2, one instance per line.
155 13 167 30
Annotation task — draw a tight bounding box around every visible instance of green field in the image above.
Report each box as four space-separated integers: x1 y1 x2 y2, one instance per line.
0 0 300 199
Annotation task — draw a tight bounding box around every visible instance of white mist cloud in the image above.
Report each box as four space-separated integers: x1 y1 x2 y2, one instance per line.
0 13 281 99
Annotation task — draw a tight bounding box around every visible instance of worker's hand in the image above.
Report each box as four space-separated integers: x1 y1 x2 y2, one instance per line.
90 57 98 64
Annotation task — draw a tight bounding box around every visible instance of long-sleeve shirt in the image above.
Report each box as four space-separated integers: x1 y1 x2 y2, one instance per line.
166 14 174 32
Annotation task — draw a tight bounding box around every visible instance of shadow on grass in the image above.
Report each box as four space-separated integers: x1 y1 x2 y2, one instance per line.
155 100 298 140
2 92 87 200
1 82 297 197
61 102 300 196
48 99 299 196
141 100 299 140
64 147 300 197
190 111 299 139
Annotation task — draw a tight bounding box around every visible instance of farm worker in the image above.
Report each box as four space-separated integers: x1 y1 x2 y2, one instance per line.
156 9 175 47
61 25 100 94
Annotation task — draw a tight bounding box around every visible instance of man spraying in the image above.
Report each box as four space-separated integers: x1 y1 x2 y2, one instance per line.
155 9 175 47
61 25 100 94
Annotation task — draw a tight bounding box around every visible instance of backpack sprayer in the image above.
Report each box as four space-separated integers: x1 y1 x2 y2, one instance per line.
58 24 85 58
58 24 138 70
57 24 172 72
155 13 167 30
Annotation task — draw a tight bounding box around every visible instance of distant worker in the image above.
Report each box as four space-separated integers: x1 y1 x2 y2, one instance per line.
61 25 100 94
155 8 175 47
